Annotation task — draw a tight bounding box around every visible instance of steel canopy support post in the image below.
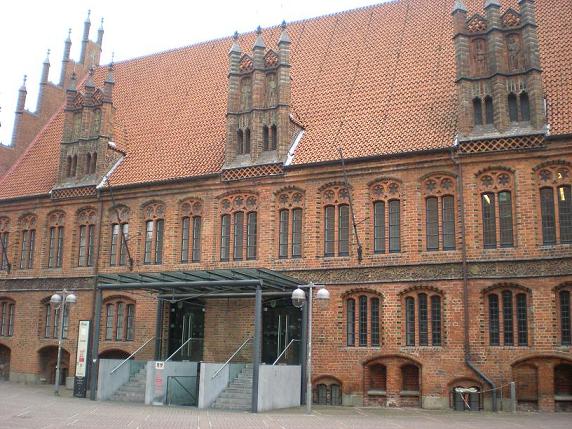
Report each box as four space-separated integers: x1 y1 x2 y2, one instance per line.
89 288 103 400
306 284 313 414
300 296 308 405
251 283 262 413
154 300 164 360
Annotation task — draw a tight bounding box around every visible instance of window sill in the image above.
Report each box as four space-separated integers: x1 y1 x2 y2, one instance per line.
400 390 420 397
344 346 382 350
487 345 529 349
367 390 387 396
555 395 572 401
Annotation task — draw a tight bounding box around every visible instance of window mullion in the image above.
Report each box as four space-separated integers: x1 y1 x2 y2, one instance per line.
554 188 562 244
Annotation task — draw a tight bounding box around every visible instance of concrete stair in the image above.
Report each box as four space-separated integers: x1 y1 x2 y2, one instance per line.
110 366 146 403
211 364 253 410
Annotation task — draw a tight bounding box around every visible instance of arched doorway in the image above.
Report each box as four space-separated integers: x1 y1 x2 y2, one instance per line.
514 364 539 411
38 346 70 385
0 344 10 380
99 349 131 360
554 364 572 412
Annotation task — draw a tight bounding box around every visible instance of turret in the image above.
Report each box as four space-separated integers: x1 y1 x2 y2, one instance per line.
60 29 72 86
80 10 91 64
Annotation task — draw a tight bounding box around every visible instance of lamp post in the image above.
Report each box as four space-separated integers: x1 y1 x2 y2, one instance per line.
292 282 330 414
50 290 77 396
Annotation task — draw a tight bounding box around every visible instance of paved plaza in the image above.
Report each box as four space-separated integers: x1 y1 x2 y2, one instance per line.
0 382 571 429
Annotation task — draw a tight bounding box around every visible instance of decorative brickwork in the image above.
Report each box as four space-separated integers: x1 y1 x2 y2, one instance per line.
457 135 545 154
221 164 284 182
51 186 97 200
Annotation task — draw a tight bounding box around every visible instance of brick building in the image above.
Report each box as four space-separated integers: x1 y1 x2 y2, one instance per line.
0 0 571 412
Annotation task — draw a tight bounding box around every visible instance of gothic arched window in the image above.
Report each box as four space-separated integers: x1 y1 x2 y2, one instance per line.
109 206 130 267
18 214 36 270
0 217 10 271
276 189 304 259
263 125 269 151
422 175 456 251
369 179 401 254
219 194 258 261
484 96 494 125
321 184 351 257
473 98 483 126
143 203 166 265
477 170 515 248
180 199 203 263
77 208 97 267
47 211 65 269
536 163 572 245
237 129 244 154
508 93 518 122
520 92 530 122
271 124 277 150
402 288 443 347
486 285 529 346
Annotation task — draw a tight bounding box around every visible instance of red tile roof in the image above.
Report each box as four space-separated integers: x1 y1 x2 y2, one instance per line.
0 0 570 200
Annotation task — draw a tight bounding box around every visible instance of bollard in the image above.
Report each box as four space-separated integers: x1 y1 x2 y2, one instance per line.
510 382 517 413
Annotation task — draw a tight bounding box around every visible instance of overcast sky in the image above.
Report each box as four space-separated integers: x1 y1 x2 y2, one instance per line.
0 0 385 147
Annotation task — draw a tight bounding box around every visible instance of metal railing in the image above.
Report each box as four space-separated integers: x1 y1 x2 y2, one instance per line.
272 339 299 365
165 337 202 363
211 337 252 379
110 336 155 374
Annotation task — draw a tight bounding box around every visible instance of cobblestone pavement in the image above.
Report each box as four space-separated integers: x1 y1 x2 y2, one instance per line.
1 382 571 429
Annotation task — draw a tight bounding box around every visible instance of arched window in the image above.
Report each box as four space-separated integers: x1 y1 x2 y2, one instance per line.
66 156 72 177
263 125 269 151
370 180 401 254
85 153 91 176
520 92 530 122
508 93 518 122
559 288 571 346
109 206 130 267
90 152 97 174
18 214 36 270
180 200 203 263
401 365 420 392
47 211 65 269
0 218 10 271
277 189 304 259
473 98 483 126
322 185 353 257
403 290 442 346
92 109 101 136
237 129 244 154
423 176 456 251
484 96 494 125
345 293 381 347
486 286 529 346
104 298 136 341
478 170 514 249
0 299 15 337
143 203 165 265
244 128 251 154
219 194 258 261
536 164 572 245
271 124 277 150
71 155 78 177
43 298 69 339
77 208 96 267
73 112 82 139
369 364 387 391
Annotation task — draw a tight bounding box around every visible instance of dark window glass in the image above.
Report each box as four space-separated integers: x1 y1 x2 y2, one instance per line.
402 365 420 392
191 217 202 262
482 193 497 248
220 214 230 261
28 229 35 269
279 209 289 259
105 304 114 340
244 128 251 154
48 227 56 268
91 152 97 174
263 126 269 151
71 155 77 177
426 197 439 251
271 125 277 150
502 290 514 346
237 130 244 154
53 306 59 338
520 92 530 122
66 156 72 177
508 93 518 122
338 205 350 256
154 219 164 264
516 293 528 346
406 297 415 346
119 224 128 266
499 191 514 247
110 224 119 266
324 206 335 256
473 98 483 126
560 290 571 346
371 297 380 347
389 200 400 253
8 304 14 336
485 96 494 125
233 212 244 260
442 196 456 250
0 232 9 271
56 227 64 268
292 208 303 258
558 186 572 244
359 295 367 346
116 303 124 340
431 295 442 346
44 304 51 338
418 293 428 346
62 306 69 339
246 212 257 260
373 201 385 254
489 294 500 346
144 220 153 264
181 217 190 263
87 225 95 267
540 188 556 245
86 153 91 175
19 230 28 269
78 225 87 266
0 303 6 336
347 298 355 346
126 304 135 341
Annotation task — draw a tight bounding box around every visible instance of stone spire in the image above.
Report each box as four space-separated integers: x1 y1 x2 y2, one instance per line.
452 0 467 14
278 20 291 45
16 75 27 113
97 18 104 46
40 49 51 84
484 0 501 8
60 29 72 86
253 26 265 49
80 10 91 64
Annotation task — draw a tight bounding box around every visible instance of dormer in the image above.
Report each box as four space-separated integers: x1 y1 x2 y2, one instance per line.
452 0 545 142
224 22 293 171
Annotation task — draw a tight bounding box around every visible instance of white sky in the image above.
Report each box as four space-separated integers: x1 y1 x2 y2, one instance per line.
0 0 385 147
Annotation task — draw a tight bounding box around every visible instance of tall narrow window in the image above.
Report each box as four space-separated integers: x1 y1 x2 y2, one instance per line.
520 92 530 122
246 212 257 260
324 206 335 257
143 204 165 265
71 155 78 177
116 302 125 341
219 195 258 261
279 209 289 259
484 96 494 125
237 129 244 154
406 297 415 346
78 223 95 267
48 223 64 269
516 293 528 346
371 297 380 347
277 191 304 259
373 201 385 254
19 217 36 270
44 303 52 338
442 196 456 250
62 306 69 339
154 219 164 264
144 220 154 264
473 98 483 126
508 93 518 122
271 125 277 150
191 217 201 262
0 301 13 337
426 197 439 251
558 186 572 243
389 200 400 253
347 298 355 346
66 156 72 177
502 290 514 346
126 304 135 341
540 187 556 245
85 153 91 175
244 128 251 154
220 214 230 261
359 295 368 347
181 217 190 262
263 125 269 151
233 211 244 260
498 191 513 247
104 300 136 341
431 296 442 346
8 303 14 336
90 152 97 174
418 293 428 346
180 200 203 263
105 304 114 340
119 224 129 266
110 224 120 266
489 294 500 346
482 193 497 248
0 225 9 271
292 208 302 258
560 290 571 346
338 205 350 256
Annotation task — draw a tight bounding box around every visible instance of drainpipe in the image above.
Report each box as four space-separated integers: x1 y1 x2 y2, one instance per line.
452 148 498 412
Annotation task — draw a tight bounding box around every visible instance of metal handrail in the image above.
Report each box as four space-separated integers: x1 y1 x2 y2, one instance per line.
110 336 155 374
165 337 202 363
272 339 300 365
211 337 253 379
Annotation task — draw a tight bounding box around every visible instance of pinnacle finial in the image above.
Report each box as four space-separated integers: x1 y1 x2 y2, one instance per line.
485 0 501 7
230 32 241 54
281 20 287 30
233 31 239 41
256 25 262 35
21 74 27 89
44 49 51 63
254 26 265 49
99 18 104 30
279 20 291 45
452 0 467 13
66 28 72 41
86 9 91 22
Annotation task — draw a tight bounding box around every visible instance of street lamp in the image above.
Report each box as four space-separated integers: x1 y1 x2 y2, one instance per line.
291 282 330 414
50 290 77 396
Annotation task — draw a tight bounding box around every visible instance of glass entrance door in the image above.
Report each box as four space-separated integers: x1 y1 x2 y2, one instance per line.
168 301 204 361
262 298 302 365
